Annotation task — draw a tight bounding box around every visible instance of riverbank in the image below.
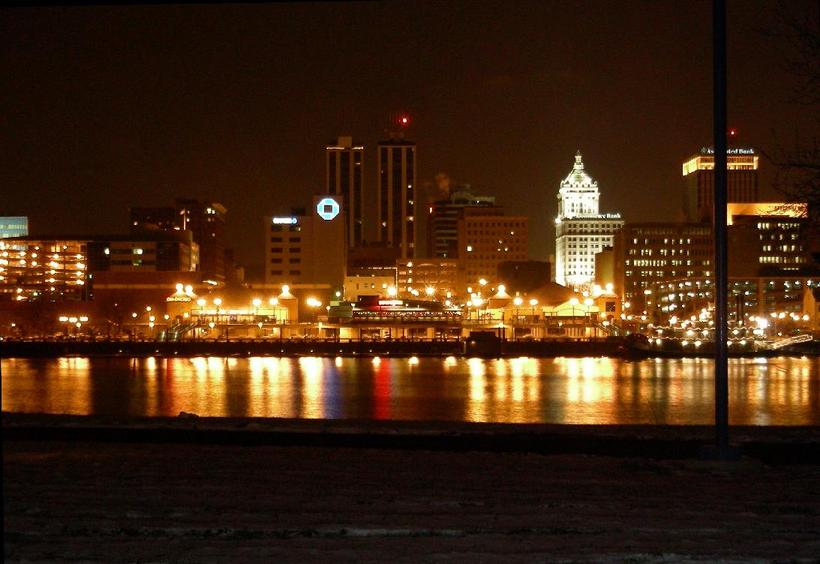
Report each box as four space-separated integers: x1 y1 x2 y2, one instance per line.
4 412 820 463
2 337 817 358
4 414 820 562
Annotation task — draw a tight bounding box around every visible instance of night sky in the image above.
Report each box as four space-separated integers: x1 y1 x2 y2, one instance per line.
1 1 816 271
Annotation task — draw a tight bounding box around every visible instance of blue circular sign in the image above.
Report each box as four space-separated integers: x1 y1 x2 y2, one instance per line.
316 197 340 221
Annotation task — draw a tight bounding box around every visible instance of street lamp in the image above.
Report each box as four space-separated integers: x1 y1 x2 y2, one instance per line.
305 297 322 336
213 298 223 339
512 297 524 338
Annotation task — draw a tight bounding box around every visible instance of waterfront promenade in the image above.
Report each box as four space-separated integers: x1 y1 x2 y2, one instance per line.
2 336 818 358
4 414 820 562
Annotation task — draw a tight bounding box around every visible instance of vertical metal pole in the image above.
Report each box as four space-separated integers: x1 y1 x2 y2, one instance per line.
713 0 730 453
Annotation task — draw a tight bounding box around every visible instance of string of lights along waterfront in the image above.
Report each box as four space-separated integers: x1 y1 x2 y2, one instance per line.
2 356 817 425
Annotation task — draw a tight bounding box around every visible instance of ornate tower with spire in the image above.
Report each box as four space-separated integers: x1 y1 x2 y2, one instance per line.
554 152 623 289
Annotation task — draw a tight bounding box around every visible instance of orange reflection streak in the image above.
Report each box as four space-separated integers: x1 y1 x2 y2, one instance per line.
143 357 158 416
466 358 488 422
373 358 391 420
298 357 325 418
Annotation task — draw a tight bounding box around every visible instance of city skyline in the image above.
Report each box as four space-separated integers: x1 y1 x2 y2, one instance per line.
1 1 816 268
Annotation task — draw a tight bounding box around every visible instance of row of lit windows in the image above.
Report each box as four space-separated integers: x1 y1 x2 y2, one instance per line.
757 222 802 230
759 256 806 264
761 244 802 252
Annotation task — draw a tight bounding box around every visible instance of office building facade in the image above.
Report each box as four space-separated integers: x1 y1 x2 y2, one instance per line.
265 195 347 290
326 136 364 247
377 136 417 259
613 223 713 313
427 187 495 258
682 147 759 221
554 152 623 289
1 237 88 301
130 199 227 282
457 207 528 290
1 232 199 303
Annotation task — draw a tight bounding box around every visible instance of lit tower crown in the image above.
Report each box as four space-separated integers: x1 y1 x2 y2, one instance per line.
557 151 600 218
553 151 622 289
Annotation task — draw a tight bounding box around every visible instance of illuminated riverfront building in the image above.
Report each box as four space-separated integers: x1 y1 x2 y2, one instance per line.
396 258 460 299
682 147 759 222
1 232 200 302
0 217 28 239
264 195 346 290
554 152 623 289
653 276 817 325
0 237 88 301
326 136 364 247
457 207 528 290
613 223 713 313
377 134 417 259
343 272 396 301
612 204 811 314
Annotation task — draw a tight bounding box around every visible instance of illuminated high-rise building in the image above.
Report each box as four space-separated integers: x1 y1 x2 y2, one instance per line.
682 147 759 221
326 136 364 247
377 134 417 259
554 152 623 289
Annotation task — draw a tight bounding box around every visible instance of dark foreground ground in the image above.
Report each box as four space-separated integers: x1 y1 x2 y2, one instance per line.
4 415 820 563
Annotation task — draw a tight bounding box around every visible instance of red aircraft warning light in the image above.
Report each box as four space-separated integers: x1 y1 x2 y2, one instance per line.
398 115 410 126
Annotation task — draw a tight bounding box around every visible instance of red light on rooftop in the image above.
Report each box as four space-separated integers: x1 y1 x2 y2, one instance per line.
398 115 410 126
728 128 737 136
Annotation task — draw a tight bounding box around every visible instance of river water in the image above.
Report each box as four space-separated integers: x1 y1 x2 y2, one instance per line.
2 356 818 425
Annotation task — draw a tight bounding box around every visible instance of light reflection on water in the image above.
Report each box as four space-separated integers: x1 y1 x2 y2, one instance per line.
2 356 818 425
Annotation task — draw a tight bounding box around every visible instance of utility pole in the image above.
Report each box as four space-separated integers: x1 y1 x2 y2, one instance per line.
710 0 736 460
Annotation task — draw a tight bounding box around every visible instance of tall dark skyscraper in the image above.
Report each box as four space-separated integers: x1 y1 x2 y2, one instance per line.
326 136 364 247
427 186 495 258
130 198 227 282
682 147 759 222
377 133 417 259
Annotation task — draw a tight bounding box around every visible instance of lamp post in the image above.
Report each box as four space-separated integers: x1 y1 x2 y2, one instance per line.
305 297 322 337
252 298 262 336
214 298 223 340
528 298 538 337
513 297 523 339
